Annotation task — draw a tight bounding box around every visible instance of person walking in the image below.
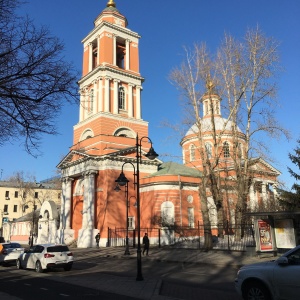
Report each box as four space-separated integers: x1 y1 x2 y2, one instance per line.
142 232 149 256
95 233 100 248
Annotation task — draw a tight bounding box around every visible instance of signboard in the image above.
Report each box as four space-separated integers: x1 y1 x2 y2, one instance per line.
274 219 296 249
257 219 274 251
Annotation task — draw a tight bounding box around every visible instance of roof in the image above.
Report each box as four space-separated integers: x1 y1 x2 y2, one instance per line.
186 116 242 136
15 209 41 222
149 162 202 178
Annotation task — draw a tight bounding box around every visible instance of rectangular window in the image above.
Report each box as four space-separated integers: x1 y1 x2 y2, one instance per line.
13 205 17 212
34 192 38 198
23 192 26 198
4 204 8 213
188 207 195 228
58 193 61 199
5 191 9 199
128 217 135 229
14 191 18 198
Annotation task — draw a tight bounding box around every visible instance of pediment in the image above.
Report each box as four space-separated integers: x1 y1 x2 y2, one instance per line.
249 157 281 176
57 150 94 169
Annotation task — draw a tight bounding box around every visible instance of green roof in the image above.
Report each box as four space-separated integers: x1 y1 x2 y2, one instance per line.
149 162 202 178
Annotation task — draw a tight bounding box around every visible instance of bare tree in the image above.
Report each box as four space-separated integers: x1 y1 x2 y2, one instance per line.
169 27 289 247
0 0 79 155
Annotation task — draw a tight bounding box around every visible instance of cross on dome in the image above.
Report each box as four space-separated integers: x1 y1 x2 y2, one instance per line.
107 0 116 7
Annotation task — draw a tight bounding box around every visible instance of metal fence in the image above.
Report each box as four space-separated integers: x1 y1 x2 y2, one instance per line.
108 222 255 251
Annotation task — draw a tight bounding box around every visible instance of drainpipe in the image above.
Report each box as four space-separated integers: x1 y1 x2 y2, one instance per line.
178 175 182 227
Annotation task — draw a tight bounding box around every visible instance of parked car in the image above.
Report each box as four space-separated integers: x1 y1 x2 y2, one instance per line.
0 242 25 266
16 243 73 273
235 245 300 300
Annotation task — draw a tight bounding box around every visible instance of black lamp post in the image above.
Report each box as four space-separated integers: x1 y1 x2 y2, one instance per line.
115 134 158 281
114 182 131 255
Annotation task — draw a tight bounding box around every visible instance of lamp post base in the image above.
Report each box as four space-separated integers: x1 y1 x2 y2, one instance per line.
136 248 143 281
124 237 130 255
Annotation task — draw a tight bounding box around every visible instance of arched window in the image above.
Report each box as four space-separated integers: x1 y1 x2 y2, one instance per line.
190 145 195 161
223 141 230 158
80 129 94 141
161 201 174 226
205 143 212 159
118 86 125 110
114 127 134 138
188 207 194 228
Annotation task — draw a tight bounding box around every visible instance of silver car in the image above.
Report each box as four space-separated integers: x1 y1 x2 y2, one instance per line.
0 243 25 266
235 245 300 300
17 243 74 273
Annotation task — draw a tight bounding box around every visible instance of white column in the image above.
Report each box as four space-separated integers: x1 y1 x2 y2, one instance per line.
87 171 97 229
273 183 278 199
97 35 100 66
82 171 97 229
125 39 130 70
79 90 84 122
104 77 110 112
60 177 73 230
136 86 142 119
92 81 96 113
262 181 267 203
128 84 133 117
88 43 93 72
249 182 256 211
113 35 117 66
97 77 103 112
113 80 119 114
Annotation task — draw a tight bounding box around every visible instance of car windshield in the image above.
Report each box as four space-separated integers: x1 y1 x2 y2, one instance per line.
3 243 21 249
47 246 69 252
9 243 22 248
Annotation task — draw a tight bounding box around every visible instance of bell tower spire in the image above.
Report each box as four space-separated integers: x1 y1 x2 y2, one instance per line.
71 1 149 156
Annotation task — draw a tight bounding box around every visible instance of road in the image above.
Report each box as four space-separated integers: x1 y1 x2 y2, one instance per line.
0 255 242 300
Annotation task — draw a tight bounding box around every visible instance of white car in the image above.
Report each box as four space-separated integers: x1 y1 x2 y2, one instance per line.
17 243 74 273
235 245 300 300
0 243 25 266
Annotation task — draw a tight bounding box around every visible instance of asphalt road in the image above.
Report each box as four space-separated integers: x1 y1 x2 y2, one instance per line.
0 274 140 300
0 255 242 300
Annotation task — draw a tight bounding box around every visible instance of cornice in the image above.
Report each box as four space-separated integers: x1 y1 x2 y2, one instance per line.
73 111 148 130
82 21 140 44
78 65 144 86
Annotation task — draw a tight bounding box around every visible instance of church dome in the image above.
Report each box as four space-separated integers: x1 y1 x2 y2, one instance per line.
185 116 242 137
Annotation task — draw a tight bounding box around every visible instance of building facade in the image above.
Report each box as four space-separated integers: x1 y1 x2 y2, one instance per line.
0 179 61 242
57 1 281 248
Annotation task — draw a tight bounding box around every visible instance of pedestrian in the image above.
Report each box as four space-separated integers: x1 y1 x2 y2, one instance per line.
95 233 100 248
142 232 149 256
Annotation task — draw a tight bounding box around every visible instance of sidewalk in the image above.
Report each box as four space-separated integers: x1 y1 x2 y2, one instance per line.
1 246 277 300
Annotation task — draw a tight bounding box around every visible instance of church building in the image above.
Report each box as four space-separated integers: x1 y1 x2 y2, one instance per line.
57 0 280 248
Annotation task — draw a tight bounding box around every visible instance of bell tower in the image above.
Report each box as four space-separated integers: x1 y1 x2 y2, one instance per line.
72 0 149 155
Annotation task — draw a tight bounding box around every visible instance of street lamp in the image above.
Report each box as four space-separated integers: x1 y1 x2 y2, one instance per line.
114 182 131 255
115 134 158 281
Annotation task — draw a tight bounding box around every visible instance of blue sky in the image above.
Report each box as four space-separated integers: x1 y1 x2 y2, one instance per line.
1 0 299 189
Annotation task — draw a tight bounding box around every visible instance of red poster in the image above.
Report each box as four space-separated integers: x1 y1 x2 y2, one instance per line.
258 219 273 251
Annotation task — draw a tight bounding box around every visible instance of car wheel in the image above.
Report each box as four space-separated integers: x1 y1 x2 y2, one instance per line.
63 264 72 271
243 281 271 300
16 259 22 269
35 261 43 273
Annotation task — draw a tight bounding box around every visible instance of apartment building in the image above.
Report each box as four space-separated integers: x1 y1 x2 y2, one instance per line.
0 179 61 237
